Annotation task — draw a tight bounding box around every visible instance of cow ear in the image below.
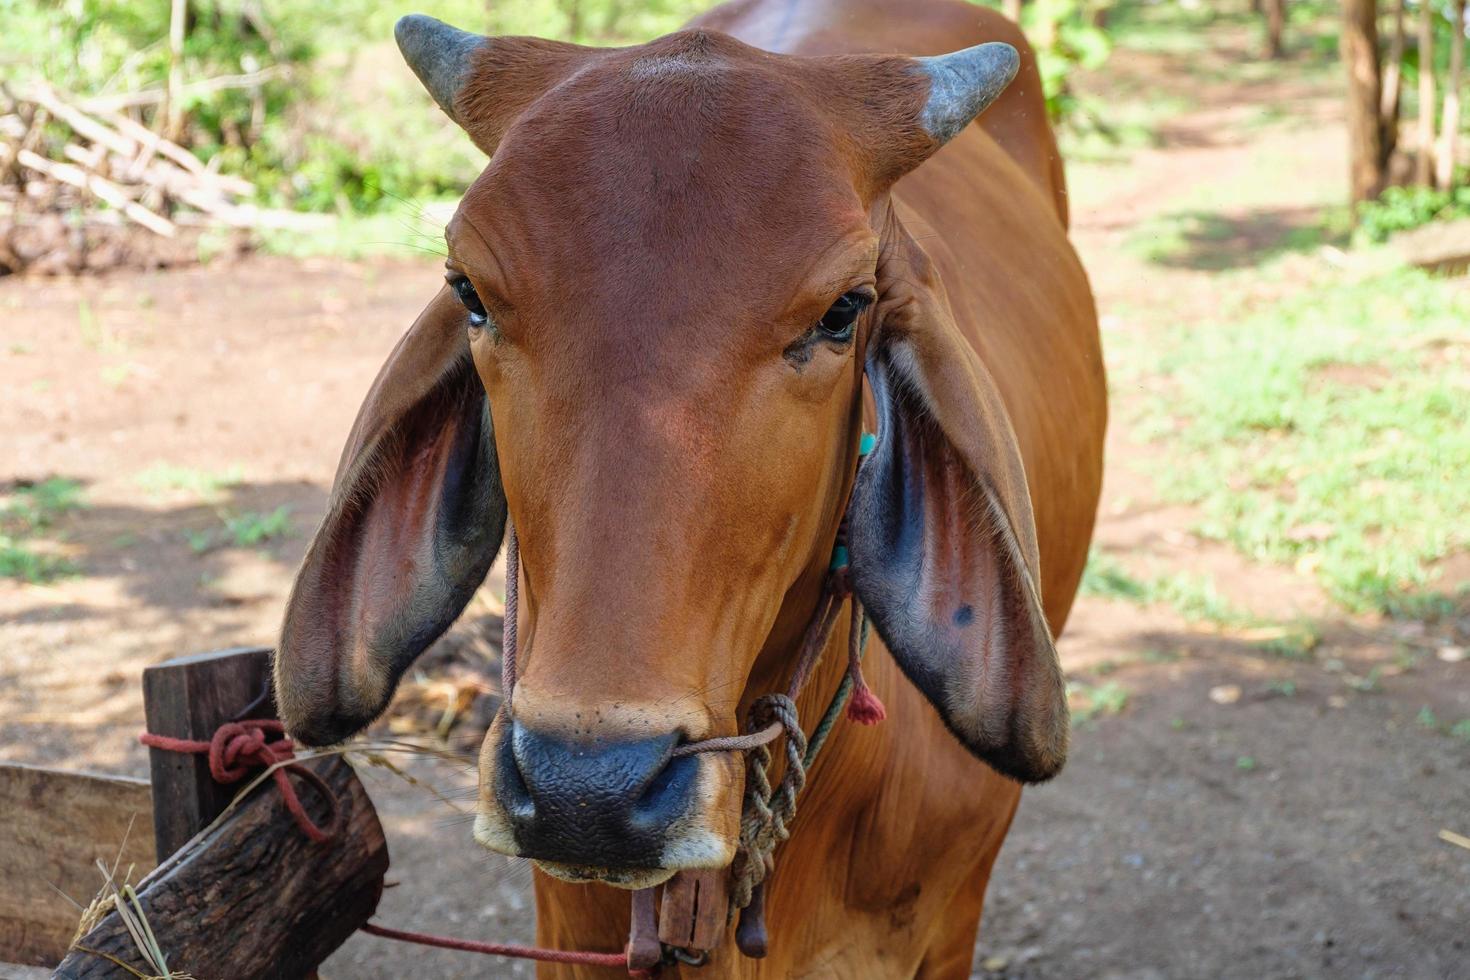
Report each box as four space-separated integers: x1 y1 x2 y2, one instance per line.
847 220 1068 783
395 14 597 156
275 287 505 745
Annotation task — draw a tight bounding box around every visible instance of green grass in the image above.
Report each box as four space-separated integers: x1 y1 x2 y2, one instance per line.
1121 262 1470 615
1081 548 1322 655
253 200 458 260
1068 680 1129 724
0 478 86 583
1080 549 1255 626
135 464 243 500
187 506 294 554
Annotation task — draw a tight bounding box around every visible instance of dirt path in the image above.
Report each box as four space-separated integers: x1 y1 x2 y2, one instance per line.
2 15 1466 980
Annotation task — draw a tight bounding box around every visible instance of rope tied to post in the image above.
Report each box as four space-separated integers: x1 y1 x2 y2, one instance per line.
139 719 341 844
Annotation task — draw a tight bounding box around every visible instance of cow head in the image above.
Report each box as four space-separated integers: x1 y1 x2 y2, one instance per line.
275 16 1067 888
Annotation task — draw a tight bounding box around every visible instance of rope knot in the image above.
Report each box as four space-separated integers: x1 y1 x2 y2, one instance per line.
140 719 340 845
207 719 291 783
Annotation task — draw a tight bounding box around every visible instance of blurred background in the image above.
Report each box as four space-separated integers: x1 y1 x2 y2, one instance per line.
1 0 1467 977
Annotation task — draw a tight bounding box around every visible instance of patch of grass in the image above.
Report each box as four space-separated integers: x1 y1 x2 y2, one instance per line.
187 506 294 554
1069 680 1130 724
136 464 243 500
255 199 457 260
1127 264 1470 614
1235 755 1258 771
1079 549 1150 601
0 478 86 583
1080 548 1254 626
1450 720 1470 741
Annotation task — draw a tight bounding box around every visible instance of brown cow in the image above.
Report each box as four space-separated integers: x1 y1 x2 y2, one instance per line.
275 0 1105 975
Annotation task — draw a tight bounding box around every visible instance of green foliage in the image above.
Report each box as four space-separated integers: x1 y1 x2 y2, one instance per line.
1019 0 1112 123
186 505 293 553
0 478 86 583
0 0 705 215
1354 184 1470 244
1124 264 1470 614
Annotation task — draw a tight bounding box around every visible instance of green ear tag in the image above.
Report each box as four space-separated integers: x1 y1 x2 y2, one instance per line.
859 432 876 456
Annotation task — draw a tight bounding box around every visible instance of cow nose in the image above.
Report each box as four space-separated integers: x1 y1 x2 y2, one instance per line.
495 721 699 868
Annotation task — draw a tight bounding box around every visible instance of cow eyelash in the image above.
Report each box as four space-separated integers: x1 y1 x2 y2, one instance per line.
447 274 489 328
815 290 873 344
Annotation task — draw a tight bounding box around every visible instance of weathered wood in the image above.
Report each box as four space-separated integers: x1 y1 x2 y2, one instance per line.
53 756 388 980
658 869 728 952
0 765 156 966
142 647 272 860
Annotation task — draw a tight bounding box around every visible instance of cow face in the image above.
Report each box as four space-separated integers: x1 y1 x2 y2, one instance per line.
275 18 1068 888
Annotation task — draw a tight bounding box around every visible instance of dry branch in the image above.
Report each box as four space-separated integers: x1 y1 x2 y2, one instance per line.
15 149 175 237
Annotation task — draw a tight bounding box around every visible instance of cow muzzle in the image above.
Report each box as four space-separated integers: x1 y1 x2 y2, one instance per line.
474 714 739 888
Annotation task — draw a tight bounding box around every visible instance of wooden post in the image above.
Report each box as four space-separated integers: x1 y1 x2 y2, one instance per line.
142 647 273 860
53 756 388 980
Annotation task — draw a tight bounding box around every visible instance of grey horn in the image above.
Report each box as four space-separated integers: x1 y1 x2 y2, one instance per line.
915 42 1021 145
394 14 486 122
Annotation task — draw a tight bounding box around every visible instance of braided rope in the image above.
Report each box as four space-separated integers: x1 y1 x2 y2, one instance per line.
729 693 807 913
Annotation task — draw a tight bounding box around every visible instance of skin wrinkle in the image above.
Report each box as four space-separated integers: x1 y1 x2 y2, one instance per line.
273 1 1105 975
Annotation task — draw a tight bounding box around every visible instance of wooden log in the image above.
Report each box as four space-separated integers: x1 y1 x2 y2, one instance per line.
142 647 273 861
0 765 156 966
53 755 388 980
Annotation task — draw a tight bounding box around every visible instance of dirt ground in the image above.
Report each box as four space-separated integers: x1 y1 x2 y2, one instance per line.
2 18 1467 980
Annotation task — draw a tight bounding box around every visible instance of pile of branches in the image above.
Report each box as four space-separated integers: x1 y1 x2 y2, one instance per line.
0 81 325 275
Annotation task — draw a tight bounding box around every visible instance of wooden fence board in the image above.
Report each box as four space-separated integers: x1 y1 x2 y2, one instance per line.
0 765 156 966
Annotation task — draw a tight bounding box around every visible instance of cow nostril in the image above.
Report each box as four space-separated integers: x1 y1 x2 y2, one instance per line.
628 753 697 835
496 729 536 821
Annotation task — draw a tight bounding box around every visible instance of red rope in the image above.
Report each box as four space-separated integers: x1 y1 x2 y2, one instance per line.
139 719 339 844
360 922 649 974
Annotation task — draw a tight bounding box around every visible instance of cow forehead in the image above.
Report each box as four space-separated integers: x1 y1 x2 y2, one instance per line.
456 39 867 287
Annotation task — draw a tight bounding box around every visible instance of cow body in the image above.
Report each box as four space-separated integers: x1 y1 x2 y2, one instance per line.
530 2 1105 976
275 1 1105 976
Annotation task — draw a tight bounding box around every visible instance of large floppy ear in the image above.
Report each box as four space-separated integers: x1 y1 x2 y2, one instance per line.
843 38 1066 783
275 288 505 746
394 14 598 156
847 219 1069 784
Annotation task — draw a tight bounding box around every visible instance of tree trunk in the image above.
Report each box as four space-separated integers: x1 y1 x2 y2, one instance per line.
1265 0 1287 57
163 0 187 140
1417 0 1438 185
1437 0 1466 188
1004 0 1025 25
1343 0 1387 202
1381 0 1408 163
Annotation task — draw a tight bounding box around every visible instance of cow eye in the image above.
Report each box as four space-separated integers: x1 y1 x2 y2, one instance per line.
816 291 870 343
449 275 488 327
